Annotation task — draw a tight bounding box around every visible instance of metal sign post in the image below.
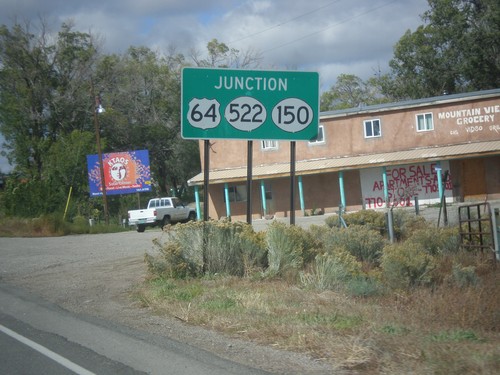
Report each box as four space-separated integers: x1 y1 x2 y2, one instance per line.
247 140 253 224
290 141 296 225
203 140 210 221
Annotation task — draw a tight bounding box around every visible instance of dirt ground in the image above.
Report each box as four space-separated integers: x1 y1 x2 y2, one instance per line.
0 230 341 375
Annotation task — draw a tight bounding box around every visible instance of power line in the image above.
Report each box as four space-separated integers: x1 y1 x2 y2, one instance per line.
260 0 399 55
227 0 343 46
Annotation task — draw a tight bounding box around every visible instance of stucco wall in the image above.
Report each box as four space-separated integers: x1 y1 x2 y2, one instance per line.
207 169 366 221
200 96 500 171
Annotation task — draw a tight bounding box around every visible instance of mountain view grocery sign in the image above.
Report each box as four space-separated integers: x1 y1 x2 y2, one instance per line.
360 161 452 209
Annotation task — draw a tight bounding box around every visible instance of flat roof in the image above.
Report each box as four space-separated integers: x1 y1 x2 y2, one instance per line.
321 88 500 119
188 140 500 186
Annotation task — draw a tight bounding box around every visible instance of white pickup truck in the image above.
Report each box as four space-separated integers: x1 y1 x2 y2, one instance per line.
128 197 197 232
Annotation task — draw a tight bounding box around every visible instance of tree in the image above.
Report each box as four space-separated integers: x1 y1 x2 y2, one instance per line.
321 74 390 111
386 0 500 99
2 22 263 219
191 38 262 68
94 46 200 198
459 0 500 90
0 20 100 217
0 21 55 178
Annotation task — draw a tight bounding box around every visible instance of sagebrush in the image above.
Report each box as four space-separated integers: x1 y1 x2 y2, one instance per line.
142 209 499 373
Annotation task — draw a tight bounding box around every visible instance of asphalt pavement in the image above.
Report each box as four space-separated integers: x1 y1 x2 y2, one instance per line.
0 283 270 375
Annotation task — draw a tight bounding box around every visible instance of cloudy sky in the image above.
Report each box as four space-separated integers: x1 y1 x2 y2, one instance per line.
0 0 430 172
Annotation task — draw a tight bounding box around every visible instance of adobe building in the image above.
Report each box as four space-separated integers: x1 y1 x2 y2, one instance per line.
188 88 500 221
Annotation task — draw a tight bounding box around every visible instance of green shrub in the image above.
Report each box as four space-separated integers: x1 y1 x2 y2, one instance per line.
300 247 384 296
307 224 331 241
324 214 341 229
203 220 267 276
323 225 386 265
31 213 71 236
145 242 199 279
407 226 461 256
68 215 90 234
299 227 324 265
237 227 267 275
451 263 479 288
300 250 360 291
162 221 205 269
148 221 266 279
204 220 246 276
325 245 363 276
325 208 430 242
265 221 305 277
72 215 88 226
344 276 384 297
325 209 386 231
391 209 428 240
343 209 386 232
381 242 437 289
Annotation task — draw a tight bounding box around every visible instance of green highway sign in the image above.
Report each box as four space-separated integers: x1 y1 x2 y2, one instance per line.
181 67 319 140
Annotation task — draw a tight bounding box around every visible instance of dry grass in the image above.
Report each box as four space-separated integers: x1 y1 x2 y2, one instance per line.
0 217 57 237
0 216 127 236
136 265 499 374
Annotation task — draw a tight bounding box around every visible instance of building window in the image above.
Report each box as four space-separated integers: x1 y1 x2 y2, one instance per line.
263 183 273 200
364 119 381 138
224 185 247 203
261 140 278 150
309 125 325 145
416 113 434 131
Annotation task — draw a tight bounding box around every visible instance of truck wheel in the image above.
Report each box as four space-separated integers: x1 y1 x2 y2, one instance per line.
188 212 196 221
162 216 171 227
136 224 146 233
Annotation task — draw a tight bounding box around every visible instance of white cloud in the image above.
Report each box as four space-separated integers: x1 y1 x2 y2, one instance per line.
0 0 429 88
0 0 430 173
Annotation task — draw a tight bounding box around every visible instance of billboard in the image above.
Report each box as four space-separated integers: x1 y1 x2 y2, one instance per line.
87 150 151 197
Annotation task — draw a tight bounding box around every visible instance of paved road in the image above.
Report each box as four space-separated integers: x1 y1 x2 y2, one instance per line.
0 282 269 375
0 232 275 375
0 231 334 375
0 310 145 375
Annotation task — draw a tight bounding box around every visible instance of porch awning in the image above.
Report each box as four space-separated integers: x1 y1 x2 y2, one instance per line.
187 140 500 186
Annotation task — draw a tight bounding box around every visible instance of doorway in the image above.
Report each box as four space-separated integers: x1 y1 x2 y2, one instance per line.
462 158 487 200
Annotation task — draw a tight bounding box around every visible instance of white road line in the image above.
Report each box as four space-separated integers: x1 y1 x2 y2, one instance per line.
0 324 96 375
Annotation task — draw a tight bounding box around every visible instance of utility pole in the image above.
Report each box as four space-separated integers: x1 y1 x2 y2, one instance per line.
91 80 109 224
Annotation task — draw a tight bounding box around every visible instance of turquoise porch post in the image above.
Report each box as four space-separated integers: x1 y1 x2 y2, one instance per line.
194 185 201 220
339 171 346 211
224 183 231 218
435 161 443 200
298 176 305 215
260 180 267 216
382 166 389 206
